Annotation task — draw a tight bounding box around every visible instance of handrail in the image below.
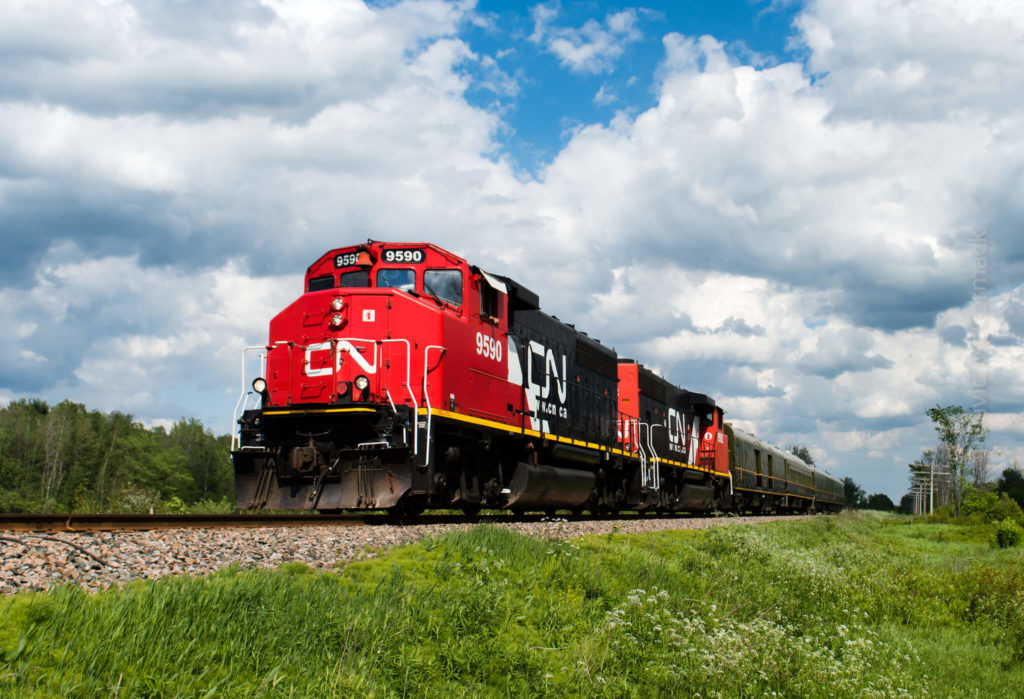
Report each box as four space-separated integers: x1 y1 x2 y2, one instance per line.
649 423 663 491
422 345 446 467
637 421 649 490
379 338 416 454
231 345 271 450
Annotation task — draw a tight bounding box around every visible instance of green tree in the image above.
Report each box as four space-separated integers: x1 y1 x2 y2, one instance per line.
996 465 1024 510
789 444 815 466
961 485 998 519
926 405 987 515
843 477 865 508
991 493 1024 526
170 418 233 500
0 399 231 513
865 493 895 511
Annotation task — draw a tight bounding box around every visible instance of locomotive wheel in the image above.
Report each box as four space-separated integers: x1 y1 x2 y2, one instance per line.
460 502 482 516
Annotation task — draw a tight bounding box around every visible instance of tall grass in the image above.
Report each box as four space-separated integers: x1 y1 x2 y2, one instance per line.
2 512 1022 696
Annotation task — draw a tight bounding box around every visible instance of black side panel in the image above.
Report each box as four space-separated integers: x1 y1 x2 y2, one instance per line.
509 310 617 446
638 370 668 404
576 335 617 378
633 364 716 466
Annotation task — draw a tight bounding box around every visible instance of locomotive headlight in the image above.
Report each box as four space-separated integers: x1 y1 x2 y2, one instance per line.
252 377 268 394
354 375 369 391
330 297 345 312
330 313 344 327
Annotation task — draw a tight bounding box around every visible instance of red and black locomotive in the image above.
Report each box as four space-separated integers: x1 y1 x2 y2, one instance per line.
232 241 843 514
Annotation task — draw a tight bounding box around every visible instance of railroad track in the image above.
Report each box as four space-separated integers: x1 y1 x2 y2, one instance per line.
0 510 698 532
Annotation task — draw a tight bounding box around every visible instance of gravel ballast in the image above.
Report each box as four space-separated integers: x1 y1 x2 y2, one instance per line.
0 515 801 595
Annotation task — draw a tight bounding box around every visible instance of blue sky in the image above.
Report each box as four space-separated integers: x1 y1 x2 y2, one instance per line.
2 0 1024 501
458 1 805 171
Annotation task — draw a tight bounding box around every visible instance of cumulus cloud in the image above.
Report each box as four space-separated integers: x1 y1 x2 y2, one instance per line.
529 3 642 73
0 240 298 426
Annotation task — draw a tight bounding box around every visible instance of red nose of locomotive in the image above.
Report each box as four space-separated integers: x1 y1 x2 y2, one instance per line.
262 244 452 410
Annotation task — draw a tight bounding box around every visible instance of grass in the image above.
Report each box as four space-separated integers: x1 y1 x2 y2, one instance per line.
1 512 1022 697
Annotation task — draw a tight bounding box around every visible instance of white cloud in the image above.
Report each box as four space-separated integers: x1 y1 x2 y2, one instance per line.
795 0 1024 120
593 83 616 106
987 413 1024 434
529 4 642 74
1 242 298 430
477 54 520 97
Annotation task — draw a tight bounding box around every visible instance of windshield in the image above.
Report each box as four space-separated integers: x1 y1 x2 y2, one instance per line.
377 268 415 291
424 269 462 305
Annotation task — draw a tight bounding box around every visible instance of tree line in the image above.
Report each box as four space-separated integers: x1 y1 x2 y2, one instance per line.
902 404 1024 522
835 405 1024 519
0 399 233 513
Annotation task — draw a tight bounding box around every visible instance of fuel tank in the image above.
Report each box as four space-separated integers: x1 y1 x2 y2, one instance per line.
505 462 596 510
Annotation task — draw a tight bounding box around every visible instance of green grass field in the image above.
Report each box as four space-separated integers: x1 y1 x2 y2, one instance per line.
2 512 1022 697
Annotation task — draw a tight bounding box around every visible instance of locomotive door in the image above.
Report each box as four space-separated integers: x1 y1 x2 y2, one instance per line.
471 269 522 434
518 337 529 435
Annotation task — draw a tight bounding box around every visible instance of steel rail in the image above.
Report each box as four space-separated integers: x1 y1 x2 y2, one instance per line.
0 513 368 533
0 511 715 533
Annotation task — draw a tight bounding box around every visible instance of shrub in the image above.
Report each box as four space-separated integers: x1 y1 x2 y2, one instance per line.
187 497 235 514
990 494 1024 527
928 505 956 523
991 518 1024 549
112 482 161 513
160 496 189 514
0 490 37 514
962 486 998 519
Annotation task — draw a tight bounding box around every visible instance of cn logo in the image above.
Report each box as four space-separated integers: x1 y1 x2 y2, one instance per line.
667 409 686 455
667 408 699 464
303 341 377 376
525 340 568 431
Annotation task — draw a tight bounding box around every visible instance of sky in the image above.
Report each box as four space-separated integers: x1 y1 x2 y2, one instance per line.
1 0 1023 501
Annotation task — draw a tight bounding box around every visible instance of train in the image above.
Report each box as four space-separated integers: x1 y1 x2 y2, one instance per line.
231 241 843 515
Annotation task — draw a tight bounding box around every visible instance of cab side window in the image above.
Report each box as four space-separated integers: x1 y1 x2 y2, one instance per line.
424 269 462 305
307 275 334 292
480 281 499 319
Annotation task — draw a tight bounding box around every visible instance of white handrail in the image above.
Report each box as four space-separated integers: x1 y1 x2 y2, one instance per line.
422 345 446 467
231 339 333 451
649 423 663 491
231 345 270 450
379 338 416 454
637 421 649 490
